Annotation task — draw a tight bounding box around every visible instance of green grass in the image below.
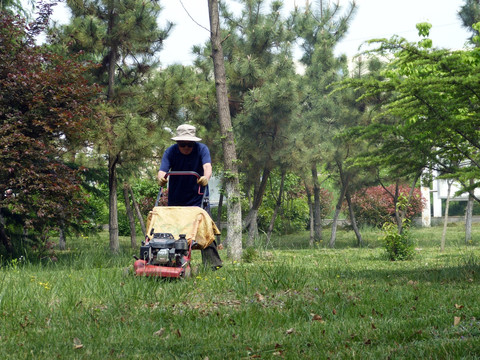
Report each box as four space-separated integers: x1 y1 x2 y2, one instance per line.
1 223 480 359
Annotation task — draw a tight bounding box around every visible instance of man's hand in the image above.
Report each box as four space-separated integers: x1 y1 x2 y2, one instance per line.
197 176 208 186
158 177 168 187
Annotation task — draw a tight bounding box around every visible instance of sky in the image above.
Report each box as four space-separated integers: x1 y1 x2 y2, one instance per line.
51 0 472 66
157 0 472 65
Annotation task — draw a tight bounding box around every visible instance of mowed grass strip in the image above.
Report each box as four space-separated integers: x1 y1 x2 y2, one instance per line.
1 223 480 359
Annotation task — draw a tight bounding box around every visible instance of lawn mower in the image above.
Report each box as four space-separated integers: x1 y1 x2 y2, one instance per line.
133 171 220 278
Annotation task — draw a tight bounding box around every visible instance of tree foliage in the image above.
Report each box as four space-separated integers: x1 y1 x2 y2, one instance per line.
0 10 101 255
343 24 480 199
52 0 175 252
292 0 357 245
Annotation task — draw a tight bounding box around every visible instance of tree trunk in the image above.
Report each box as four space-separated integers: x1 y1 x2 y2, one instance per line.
123 183 137 248
392 181 403 233
129 185 146 237
304 181 315 247
58 220 66 251
329 176 349 248
345 190 363 247
106 4 118 102
311 165 322 241
208 0 242 261
106 3 119 253
441 179 453 252
266 171 286 246
247 209 259 247
108 155 119 253
465 179 474 244
245 166 271 246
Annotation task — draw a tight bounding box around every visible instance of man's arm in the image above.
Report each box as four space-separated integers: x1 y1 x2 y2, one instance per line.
197 162 212 187
158 147 172 186
203 162 212 180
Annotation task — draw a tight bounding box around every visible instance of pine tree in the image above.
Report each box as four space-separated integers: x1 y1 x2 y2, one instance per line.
459 0 480 43
217 0 299 246
292 0 356 244
53 0 172 252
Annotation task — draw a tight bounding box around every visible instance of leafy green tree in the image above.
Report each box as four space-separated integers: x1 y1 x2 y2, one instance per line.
53 0 172 252
215 0 299 246
237 63 299 245
341 23 480 235
0 9 100 255
292 0 356 243
325 56 385 247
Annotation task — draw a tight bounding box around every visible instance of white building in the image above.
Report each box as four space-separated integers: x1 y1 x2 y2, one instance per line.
421 173 479 226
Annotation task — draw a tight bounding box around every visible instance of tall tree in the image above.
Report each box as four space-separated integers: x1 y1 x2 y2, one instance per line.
293 0 357 242
217 0 299 246
54 0 171 252
236 58 299 245
341 23 480 236
327 56 382 247
208 0 243 261
0 9 100 255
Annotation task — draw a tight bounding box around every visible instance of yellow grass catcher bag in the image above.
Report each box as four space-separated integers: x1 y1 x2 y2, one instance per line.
145 206 220 250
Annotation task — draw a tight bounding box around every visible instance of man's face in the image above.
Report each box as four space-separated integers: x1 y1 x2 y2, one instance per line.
177 141 195 155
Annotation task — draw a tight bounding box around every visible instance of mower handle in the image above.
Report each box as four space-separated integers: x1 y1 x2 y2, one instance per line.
165 171 200 179
155 171 210 211
165 171 203 195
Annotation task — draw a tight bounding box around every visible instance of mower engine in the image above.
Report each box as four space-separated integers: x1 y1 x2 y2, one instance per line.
140 233 189 267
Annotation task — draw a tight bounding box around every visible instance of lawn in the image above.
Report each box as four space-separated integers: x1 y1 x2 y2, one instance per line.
1 223 480 359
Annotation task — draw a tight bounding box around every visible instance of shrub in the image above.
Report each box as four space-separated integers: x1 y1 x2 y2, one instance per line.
381 220 415 261
134 179 167 215
349 185 425 228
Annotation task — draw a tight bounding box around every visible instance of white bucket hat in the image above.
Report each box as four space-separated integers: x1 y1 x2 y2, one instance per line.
171 124 202 142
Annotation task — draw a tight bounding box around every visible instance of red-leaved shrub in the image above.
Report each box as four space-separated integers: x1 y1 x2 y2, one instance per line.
349 185 425 227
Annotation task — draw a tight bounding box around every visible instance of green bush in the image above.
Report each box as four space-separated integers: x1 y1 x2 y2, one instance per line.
381 221 415 261
117 178 160 236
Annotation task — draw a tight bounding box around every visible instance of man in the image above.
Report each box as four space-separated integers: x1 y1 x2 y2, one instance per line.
158 124 212 206
157 124 222 270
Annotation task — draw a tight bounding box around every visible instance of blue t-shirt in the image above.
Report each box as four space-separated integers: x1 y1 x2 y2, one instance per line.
159 142 211 206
